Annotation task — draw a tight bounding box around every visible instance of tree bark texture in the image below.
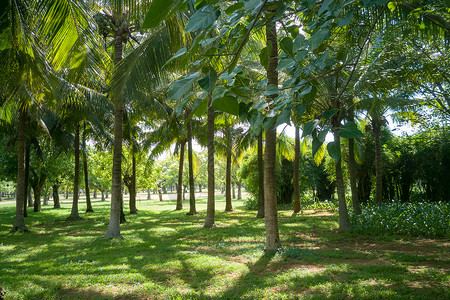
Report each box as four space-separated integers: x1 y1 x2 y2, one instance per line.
373 119 383 204
333 130 352 231
187 114 196 215
225 128 233 211
23 145 30 217
69 124 81 219
204 96 215 228
13 108 27 231
293 126 302 213
53 185 60 209
257 131 264 218
105 32 124 239
348 138 361 214
264 17 281 251
83 122 93 212
129 153 137 214
176 140 185 210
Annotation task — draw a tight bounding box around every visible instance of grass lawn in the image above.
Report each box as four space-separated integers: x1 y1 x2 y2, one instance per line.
0 195 449 299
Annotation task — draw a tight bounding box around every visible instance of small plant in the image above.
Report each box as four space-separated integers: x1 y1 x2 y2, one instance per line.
350 201 450 238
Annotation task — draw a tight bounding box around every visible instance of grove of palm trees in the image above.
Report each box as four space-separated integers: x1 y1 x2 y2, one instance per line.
0 0 449 299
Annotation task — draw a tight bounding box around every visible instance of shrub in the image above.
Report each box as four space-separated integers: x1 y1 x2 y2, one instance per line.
350 201 450 238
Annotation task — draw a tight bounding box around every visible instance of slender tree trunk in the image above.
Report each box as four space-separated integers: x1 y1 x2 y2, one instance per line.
257 132 264 218
53 185 60 209
83 122 93 213
225 130 233 211
348 138 361 214
176 140 186 210
187 114 196 215
264 16 281 251
332 129 352 231
27 186 32 207
33 185 42 212
373 119 383 204
147 188 151 200
69 124 81 219
204 95 215 228
106 190 109 198
293 126 302 213
105 32 124 238
13 108 27 231
199 183 202 192
232 182 236 199
129 153 137 214
237 182 242 200
101 191 105 202
93 190 97 199
158 184 163 202
23 144 30 217
65 188 68 199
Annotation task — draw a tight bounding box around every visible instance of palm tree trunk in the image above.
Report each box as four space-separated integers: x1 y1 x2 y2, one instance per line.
105 32 124 239
129 153 137 214
27 186 33 207
293 126 302 213
348 138 361 214
187 113 196 215
373 119 383 204
69 123 81 219
225 131 233 211
232 182 235 199
23 144 30 217
237 182 242 200
332 129 352 231
176 140 186 210
53 185 60 209
264 16 281 251
83 122 93 213
204 95 215 228
256 131 264 218
13 108 27 231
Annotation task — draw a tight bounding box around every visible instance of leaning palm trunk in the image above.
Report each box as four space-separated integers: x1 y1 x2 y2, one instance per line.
69 124 81 219
13 108 27 231
256 132 264 218
373 119 383 204
83 122 93 213
176 140 186 210
204 95 215 228
187 115 196 215
105 34 124 239
293 126 302 213
264 16 281 251
348 137 361 214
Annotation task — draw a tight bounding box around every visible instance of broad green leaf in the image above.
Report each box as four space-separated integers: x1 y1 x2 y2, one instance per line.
212 96 239 116
295 103 307 116
336 11 354 27
185 6 220 33
318 0 333 15
293 34 306 50
168 72 200 100
264 84 278 96
302 120 319 137
323 109 337 119
225 2 244 15
276 58 295 71
338 121 365 138
317 128 329 143
259 44 272 71
142 0 177 29
309 28 330 51
197 67 217 93
193 98 208 117
280 37 294 58
276 108 291 126
327 141 341 161
164 47 187 66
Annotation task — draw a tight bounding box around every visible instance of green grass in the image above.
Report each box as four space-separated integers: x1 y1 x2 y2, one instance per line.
0 195 449 299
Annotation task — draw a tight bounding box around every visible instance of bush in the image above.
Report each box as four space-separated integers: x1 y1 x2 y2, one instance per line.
350 201 450 238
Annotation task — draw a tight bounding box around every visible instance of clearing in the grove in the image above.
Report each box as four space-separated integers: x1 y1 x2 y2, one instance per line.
0 195 448 299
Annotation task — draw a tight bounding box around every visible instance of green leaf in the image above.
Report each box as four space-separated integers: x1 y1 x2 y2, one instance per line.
293 34 306 50
185 6 220 33
276 108 291 126
197 67 218 93
314 144 326 166
264 84 278 96
142 0 177 29
212 96 239 116
280 37 294 58
276 58 295 71
164 47 187 66
309 28 330 51
327 141 341 161
336 11 354 27
302 120 319 137
295 103 307 116
318 0 333 15
323 109 337 119
312 136 324 158
259 44 272 71
193 98 208 117
168 72 200 100
338 121 365 138
225 2 244 15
